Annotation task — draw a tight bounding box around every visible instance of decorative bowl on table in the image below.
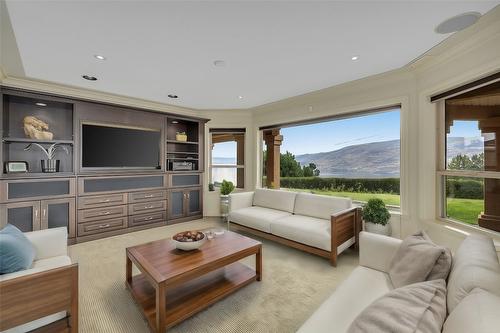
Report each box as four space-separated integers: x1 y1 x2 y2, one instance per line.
172 231 206 251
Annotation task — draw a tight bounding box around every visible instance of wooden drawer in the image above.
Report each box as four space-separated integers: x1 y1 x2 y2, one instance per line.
128 200 167 216
77 217 127 237
128 190 167 203
78 193 127 210
78 205 127 223
128 211 167 227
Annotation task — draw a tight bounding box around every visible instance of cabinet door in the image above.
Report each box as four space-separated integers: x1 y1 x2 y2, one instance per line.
168 190 186 220
0 201 41 232
186 188 202 216
41 198 76 238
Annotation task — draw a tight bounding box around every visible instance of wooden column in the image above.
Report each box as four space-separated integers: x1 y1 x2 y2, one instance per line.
236 135 245 188
264 129 283 189
478 118 500 231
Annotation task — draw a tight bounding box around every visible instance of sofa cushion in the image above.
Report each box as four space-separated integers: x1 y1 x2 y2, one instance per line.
443 288 500 333
252 188 297 213
0 224 35 274
294 192 351 220
347 279 447 333
25 227 67 261
229 206 291 233
271 215 331 251
0 255 72 282
389 231 451 288
297 266 393 333
447 233 500 313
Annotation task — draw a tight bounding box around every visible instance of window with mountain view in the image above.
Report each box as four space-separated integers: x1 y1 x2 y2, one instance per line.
440 82 500 232
210 129 245 188
264 108 401 207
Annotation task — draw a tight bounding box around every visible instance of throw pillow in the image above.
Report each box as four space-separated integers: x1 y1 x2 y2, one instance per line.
348 279 447 333
0 224 35 274
389 231 451 288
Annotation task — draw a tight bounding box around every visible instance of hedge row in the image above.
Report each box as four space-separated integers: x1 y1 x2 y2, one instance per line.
446 178 484 200
280 177 400 194
280 177 484 199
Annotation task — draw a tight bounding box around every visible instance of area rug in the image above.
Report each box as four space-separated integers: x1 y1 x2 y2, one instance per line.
69 218 358 333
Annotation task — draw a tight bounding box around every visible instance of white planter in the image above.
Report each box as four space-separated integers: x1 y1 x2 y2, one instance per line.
220 195 230 219
365 221 391 236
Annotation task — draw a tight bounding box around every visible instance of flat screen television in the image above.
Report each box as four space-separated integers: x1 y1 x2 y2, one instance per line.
82 123 161 168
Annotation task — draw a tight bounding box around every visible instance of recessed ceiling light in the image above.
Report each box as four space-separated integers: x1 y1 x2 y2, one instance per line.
435 12 481 34
82 75 97 81
238 96 243 100
213 60 226 67
94 54 106 60
168 94 178 99
172 120 179 124
35 102 47 107
351 56 359 61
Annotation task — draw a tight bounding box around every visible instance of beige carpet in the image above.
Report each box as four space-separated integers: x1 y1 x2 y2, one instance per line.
69 218 358 333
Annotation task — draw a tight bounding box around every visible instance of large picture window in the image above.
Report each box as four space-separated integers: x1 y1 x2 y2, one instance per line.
209 129 245 188
261 108 401 208
438 81 500 232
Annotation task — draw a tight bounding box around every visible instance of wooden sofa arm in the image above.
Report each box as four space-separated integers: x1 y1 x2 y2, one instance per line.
330 207 362 266
0 263 79 332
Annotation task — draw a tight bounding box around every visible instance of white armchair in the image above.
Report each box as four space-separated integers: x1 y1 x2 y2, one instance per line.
0 227 78 333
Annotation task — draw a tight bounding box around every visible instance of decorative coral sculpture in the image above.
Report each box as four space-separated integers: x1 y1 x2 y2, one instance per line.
23 116 54 140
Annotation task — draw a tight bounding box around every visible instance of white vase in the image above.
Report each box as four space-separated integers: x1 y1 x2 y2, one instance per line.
365 221 391 236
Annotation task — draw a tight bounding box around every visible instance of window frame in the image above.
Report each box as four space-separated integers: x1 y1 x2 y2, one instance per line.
436 100 500 230
208 129 245 189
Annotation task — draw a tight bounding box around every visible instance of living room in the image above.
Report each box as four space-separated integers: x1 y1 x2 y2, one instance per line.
1 1 500 333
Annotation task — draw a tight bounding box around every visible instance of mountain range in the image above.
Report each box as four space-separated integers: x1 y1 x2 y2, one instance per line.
294 137 483 178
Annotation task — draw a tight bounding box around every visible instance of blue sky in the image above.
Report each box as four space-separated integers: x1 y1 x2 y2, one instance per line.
280 109 401 155
448 120 481 138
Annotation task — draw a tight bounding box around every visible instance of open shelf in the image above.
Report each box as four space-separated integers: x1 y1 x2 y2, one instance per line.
3 138 74 145
166 140 199 145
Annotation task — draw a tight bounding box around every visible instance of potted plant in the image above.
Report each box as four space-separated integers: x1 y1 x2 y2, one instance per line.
220 180 235 222
24 143 69 173
362 198 391 236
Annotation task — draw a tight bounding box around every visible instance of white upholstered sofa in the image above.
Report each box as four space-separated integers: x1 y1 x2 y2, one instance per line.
228 189 361 266
298 231 500 333
0 227 78 333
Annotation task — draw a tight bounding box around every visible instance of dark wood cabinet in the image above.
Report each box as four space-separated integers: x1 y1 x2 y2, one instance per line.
168 187 202 220
0 87 208 243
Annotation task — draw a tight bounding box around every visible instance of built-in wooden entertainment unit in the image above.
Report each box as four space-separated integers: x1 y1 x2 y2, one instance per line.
0 87 208 244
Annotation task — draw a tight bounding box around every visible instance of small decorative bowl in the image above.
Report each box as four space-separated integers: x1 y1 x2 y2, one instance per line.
172 231 206 251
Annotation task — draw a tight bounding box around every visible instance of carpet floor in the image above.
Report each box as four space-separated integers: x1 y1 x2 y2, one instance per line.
69 218 358 333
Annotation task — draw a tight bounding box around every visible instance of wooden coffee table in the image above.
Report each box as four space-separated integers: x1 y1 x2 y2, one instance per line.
125 230 262 333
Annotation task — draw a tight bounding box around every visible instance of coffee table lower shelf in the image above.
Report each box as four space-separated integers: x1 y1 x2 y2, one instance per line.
126 262 256 331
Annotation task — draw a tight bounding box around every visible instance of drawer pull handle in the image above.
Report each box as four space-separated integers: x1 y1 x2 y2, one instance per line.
100 199 111 203
144 194 154 198
99 224 110 228
144 205 154 209
101 211 111 215
145 217 153 221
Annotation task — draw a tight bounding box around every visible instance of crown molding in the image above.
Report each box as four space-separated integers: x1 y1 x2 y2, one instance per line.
0 75 202 117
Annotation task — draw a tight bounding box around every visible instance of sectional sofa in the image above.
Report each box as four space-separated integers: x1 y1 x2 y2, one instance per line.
298 231 500 332
228 189 362 266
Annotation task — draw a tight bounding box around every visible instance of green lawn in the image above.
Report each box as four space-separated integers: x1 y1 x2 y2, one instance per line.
285 188 483 225
447 198 484 225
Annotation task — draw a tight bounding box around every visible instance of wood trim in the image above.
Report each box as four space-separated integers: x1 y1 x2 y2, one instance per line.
0 264 78 332
430 71 500 102
258 104 401 130
209 128 247 133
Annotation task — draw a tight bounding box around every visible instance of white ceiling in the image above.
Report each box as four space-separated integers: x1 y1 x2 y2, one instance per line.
3 1 499 110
